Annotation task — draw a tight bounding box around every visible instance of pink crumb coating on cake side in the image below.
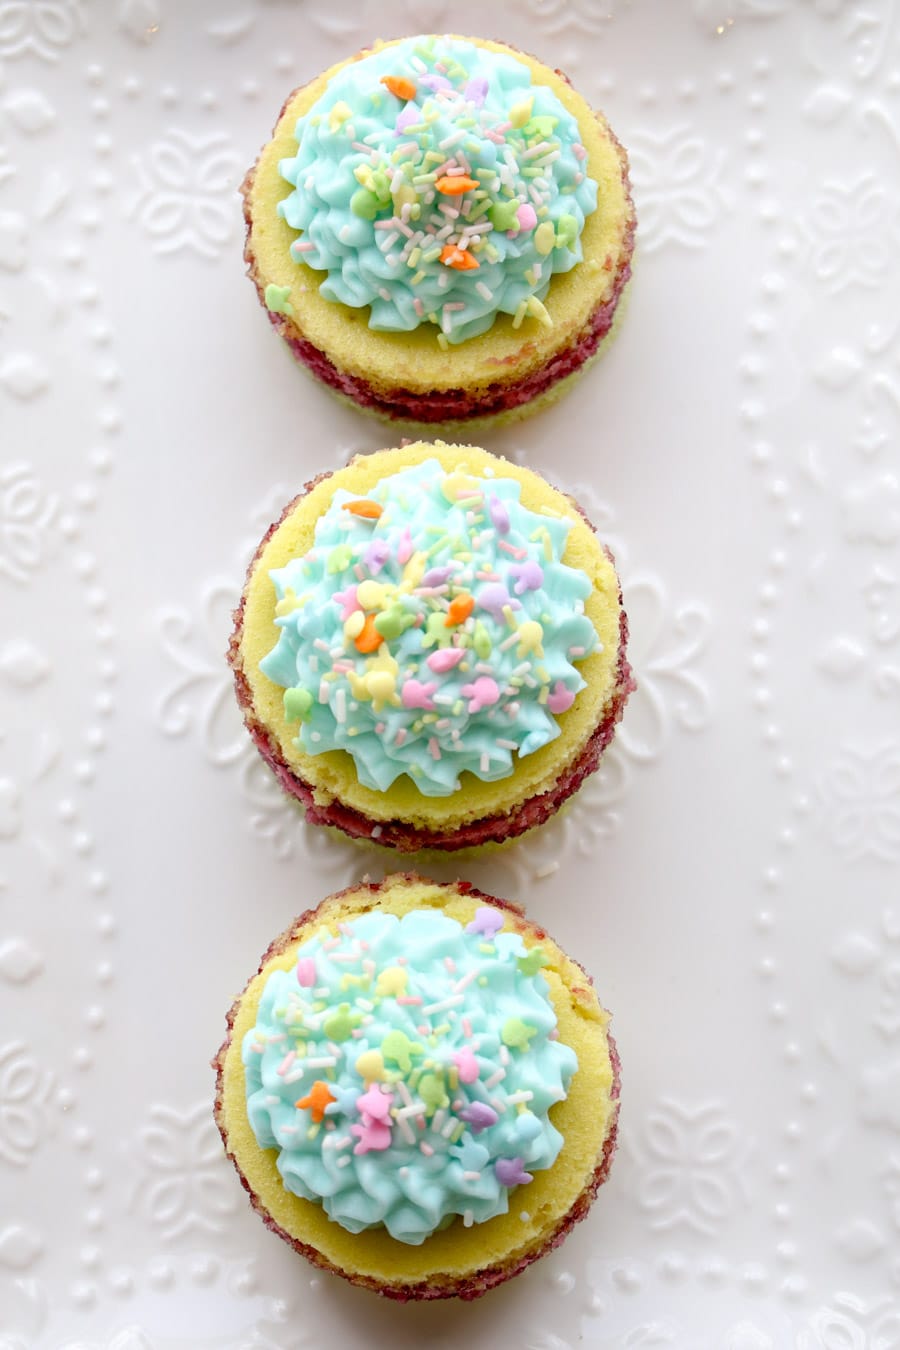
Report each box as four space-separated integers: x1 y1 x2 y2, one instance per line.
227 467 635 853
240 58 636 424
212 876 621 1301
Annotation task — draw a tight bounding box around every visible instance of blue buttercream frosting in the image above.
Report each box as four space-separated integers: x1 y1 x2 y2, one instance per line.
259 458 600 797
278 36 598 343
242 907 577 1244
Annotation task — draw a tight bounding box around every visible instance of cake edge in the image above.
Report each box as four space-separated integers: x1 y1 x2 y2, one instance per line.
211 873 622 1301
227 461 635 852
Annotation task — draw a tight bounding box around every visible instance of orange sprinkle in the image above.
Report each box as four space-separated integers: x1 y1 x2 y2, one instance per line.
445 593 475 627
381 75 417 101
435 174 479 196
295 1080 336 1124
342 499 383 520
354 614 384 653
440 244 479 272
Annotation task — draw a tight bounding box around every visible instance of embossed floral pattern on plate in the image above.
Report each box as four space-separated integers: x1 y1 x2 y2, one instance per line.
4 0 900 1343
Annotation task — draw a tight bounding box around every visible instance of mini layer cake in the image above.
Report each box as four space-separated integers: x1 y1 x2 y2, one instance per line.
242 34 635 426
213 874 620 1300
229 442 634 851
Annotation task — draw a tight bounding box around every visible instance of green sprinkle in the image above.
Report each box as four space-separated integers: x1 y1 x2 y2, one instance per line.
374 604 416 639
502 1018 538 1051
472 622 492 659
555 213 578 250
283 687 313 723
518 948 550 977
323 1003 360 1042
489 199 519 232
327 544 353 574
350 188 379 220
264 283 294 317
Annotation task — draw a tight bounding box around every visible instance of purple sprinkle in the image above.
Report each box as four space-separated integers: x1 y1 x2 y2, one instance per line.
465 906 504 938
495 1157 533 1187
510 560 544 594
395 105 420 136
488 495 510 535
422 564 455 587
464 76 489 107
421 73 453 94
458 1102 499 1134
476 583 520 622
364 539 391 574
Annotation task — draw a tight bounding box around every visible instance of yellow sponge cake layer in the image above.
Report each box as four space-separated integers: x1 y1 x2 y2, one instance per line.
214 874 620 1299
229 442 633 849
242 36 635 423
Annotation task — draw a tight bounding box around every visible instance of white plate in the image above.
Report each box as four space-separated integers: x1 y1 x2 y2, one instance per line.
2 1 900 1345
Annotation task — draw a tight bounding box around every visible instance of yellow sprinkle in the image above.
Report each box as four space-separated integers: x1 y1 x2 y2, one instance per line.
535 222 556 255
375 966 408 997
509 95 533 128
357 579 388 611
526 295 553 328
328 100 353 132
355 1049 386 1082
274 586 308 617
343 611 365 640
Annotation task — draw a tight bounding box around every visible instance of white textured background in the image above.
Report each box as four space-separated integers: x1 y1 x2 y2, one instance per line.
1 1 900 1346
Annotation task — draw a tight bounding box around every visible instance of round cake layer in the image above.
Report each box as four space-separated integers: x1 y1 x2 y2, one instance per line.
242 36 635 423
229 441 634 848
213 874 620 1299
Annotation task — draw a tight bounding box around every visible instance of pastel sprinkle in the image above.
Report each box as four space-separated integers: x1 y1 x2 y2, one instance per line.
516 203 537 232
445 593 475 626
264 283 294 316
461 675 500 713
465 907 504 938
343 499 383 520
547 680 576 714
426 647 466 674
401 678 437 710
296 957 317 987
354 614 383 653
283 686 313 722
534 221 556 255
452 1046 480 1084
355 1048 386 1082
435 174 479 195
517 948 549 977
488 496 510 534
458 1101 498 1134
381 74 417 101
502 1018 537 1051
495 1157 533 1187
295 1080 336 1124
510 560 544 594
509 96 533 128
381 1030 422 1073
440 244 479 271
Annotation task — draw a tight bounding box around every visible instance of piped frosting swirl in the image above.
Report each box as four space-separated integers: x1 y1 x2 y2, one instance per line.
260 458 599 797
278 36 598 344
242 906 577 1245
